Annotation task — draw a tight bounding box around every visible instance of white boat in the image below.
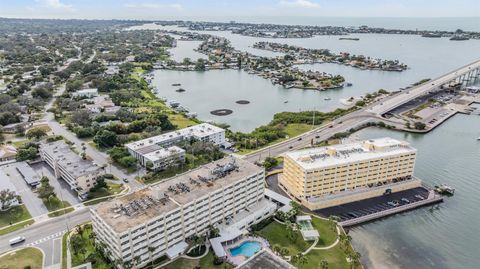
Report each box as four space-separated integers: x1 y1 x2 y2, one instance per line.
324 97 331 101
477 136 480 140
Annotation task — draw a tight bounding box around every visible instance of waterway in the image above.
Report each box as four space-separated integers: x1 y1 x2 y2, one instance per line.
143 24 480 132
350 106 480 269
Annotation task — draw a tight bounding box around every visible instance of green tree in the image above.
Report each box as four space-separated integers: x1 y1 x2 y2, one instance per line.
0 189 17 210
26 127 47 140
94 130 118 147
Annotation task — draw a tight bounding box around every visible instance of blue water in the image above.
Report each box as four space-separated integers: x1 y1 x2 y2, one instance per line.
229 241 262 257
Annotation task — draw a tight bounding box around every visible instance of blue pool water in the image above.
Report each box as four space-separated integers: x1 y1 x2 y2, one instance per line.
229 241 262 257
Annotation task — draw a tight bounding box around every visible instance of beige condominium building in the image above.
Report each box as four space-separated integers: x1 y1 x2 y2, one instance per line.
40 140 104 200
280 137 422 210
91 156 276 267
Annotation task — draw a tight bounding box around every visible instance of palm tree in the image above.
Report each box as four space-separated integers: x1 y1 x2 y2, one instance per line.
272 244 281 255
197 235 206 254
320 259 329 269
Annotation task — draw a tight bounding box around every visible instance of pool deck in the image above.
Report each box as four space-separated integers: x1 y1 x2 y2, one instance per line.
225 236 270 266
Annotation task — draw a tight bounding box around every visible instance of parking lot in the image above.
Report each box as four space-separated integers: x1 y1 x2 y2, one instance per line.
315 187 430 221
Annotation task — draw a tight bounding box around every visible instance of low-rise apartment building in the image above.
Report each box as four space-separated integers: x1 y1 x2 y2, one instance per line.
40 140 104 199
143 146 186 171
125 123 225 169
280 137 421 210
91 156 275 267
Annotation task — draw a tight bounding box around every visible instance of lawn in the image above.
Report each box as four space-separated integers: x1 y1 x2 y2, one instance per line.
84 183 124 206
45 200 74 218
284 123 316 138
70 224 110 269
255 221 310 256
61 232 68 269
237 123 318 155
300 244 360 269
0 247 44 269
162 251 233 269
310 217 338 247
0 205 32 228
0 205 34 236
168 113 199 129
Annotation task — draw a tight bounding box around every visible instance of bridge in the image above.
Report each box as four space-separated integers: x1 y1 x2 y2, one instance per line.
368 59 480 115
244 59 480 162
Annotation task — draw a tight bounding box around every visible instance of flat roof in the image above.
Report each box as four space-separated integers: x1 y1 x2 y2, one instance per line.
15 162 40 185
286 137 415 170
237 249 296 269
41 141 103 178
144 146 185 162
94 156 262 233
125 123 224 151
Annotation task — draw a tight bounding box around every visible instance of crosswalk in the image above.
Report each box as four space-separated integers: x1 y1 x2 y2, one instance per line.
26 230 67 247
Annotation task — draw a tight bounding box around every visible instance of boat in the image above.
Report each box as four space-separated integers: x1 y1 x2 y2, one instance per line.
450 35 470 41
171 83 181 86
324 97 331 101
284 101 288 103
421 32 442 38
477 136 480 140
346 82 353 87
339 37 360 41
434 184 455 195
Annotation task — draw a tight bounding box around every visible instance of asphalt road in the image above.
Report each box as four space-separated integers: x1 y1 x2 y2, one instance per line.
0 209 90 267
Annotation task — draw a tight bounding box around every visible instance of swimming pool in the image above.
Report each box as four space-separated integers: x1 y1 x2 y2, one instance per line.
229 241 262 257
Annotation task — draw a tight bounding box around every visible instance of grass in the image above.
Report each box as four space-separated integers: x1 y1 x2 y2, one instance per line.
0 205 32 228
310 217 338 247
61 232 68 269
0 219 34 236
45 200 74 218
300 245 360 269
0 247 44 269
254 216 360 269
168 113 199 129
256 221 310 256
83 183 124 206
12 139 31 148
70 224 110 269
237 123 318 155
162 251 233 269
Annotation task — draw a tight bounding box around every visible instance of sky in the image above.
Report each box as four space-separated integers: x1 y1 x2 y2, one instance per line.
0 0 479 20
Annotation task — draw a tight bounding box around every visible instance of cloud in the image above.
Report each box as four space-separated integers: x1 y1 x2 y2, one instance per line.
279 0 320 8
35 0 74 10
124 3 184 11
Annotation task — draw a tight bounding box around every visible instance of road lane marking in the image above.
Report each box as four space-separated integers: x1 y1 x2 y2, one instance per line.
26 230 67 247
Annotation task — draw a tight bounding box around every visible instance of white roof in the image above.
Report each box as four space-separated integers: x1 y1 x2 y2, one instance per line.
264 188 291 206
143 146 185 162
286 137 415 170
165 241 188 259
126 123 224 151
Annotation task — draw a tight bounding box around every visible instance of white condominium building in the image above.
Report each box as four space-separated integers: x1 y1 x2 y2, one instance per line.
40 140 104 198
125 123 225 168
91 156 275 267
280 137 421 210
142 146 186 171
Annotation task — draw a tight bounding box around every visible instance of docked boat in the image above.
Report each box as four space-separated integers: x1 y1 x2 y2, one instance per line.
168 100 180 107
434 184 455 195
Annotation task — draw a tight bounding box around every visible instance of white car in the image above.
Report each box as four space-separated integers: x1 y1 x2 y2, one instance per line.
9 236 25 245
